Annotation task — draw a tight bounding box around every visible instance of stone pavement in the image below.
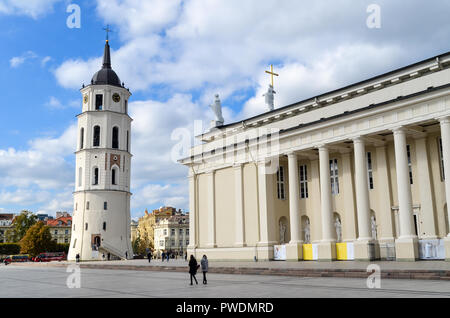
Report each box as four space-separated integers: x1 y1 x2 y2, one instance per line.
11 258 450 281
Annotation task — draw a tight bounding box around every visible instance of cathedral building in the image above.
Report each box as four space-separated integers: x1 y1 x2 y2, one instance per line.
68 37 133 261
179 52 450 262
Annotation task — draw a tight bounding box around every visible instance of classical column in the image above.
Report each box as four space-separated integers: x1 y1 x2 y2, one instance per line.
317 145 336 260
207 171 217 248
340 150 357 241
256 160 278 260
287 153 301 243
353 138 372 239
234 164 246 247
439 117 450 261
392 127 418 261
375 143 396 260
440 117 450 236
353 137 375 260
414 136 437 239
286 152 303 260
188 172 197 251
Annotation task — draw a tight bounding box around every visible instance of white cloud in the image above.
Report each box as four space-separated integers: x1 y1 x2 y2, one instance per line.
0 0 61 19
9 51 37 68
41 56 52 67
0 124 76 190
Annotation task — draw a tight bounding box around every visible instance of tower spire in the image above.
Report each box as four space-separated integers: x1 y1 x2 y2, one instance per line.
102 25 112 69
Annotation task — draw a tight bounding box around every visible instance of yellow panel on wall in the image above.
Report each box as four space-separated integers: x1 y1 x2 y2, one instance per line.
336 243 348 260
303 244 313 260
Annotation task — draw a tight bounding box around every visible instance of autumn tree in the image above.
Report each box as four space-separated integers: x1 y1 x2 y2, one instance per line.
20 222 57 257
5 210 37 243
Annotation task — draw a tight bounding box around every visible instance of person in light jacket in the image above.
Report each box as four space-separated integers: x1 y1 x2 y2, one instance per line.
200 255 208 285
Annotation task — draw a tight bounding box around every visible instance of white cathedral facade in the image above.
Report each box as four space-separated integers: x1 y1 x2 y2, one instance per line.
68 39 133 261
180 52 450 262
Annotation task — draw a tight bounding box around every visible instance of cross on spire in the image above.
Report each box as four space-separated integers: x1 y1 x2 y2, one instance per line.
103 25 112 42
265 64 279 88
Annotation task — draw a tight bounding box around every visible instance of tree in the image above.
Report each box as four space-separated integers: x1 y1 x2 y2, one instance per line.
5 210 37 243
20 222 57 257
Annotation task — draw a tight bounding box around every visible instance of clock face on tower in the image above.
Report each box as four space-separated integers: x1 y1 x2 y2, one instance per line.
83 95 89 104
112 93 121 103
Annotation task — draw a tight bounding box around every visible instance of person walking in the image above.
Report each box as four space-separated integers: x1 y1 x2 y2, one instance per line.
147 250 152 263
166 251 170 262
162 251 165 262
188 255 198 285
201 255 208 285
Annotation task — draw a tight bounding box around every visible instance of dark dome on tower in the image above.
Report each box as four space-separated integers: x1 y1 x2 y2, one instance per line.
91 40 122 87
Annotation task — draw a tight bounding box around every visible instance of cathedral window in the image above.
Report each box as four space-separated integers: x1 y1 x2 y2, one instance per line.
407 145 413 184
330 159 339 195
276 166 285 200
438 137 445 181
299 165 308 199
112 127 119 149
93 126 101 147
93 167 99 185
367 152 374 190
95 94 103 110
80 128 84 149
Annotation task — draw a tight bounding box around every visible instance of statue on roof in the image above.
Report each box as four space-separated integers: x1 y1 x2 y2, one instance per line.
263 84 276 111
210 94 224 128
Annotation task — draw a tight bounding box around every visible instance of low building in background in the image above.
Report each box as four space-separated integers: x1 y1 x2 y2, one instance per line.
135 207 178 252
47 213 72 244
0 214 14 243
154 212 189 257
37 213 54 222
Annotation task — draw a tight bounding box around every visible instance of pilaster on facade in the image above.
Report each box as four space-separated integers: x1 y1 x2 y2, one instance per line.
234 164 246 247
206 170 217 248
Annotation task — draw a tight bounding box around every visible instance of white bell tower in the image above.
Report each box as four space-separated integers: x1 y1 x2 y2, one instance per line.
68 36 133 261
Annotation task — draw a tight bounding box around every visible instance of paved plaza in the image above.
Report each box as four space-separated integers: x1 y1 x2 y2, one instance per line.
2 263 450 298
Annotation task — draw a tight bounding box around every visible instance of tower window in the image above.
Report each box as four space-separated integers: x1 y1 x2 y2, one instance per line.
104 202 107 210
95 94 103 110
126 131 129 152
93 168 99 185
103 222 106 231
85 223 88 230
112 127 119 149
112 167 117 185
78 167 82 187
86 201 89 210
80 128 84 149
125 100 128 114
93 126 101 147
330 159 339 195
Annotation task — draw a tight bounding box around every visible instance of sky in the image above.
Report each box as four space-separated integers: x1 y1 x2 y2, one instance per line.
0 0 449 220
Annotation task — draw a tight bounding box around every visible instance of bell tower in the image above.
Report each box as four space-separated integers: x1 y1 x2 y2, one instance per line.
68 35 133 261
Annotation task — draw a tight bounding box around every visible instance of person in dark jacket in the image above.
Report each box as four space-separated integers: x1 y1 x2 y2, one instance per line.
188 255 198 285
200 255 208 285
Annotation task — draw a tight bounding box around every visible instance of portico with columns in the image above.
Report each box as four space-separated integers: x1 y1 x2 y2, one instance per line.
180 52 450 262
